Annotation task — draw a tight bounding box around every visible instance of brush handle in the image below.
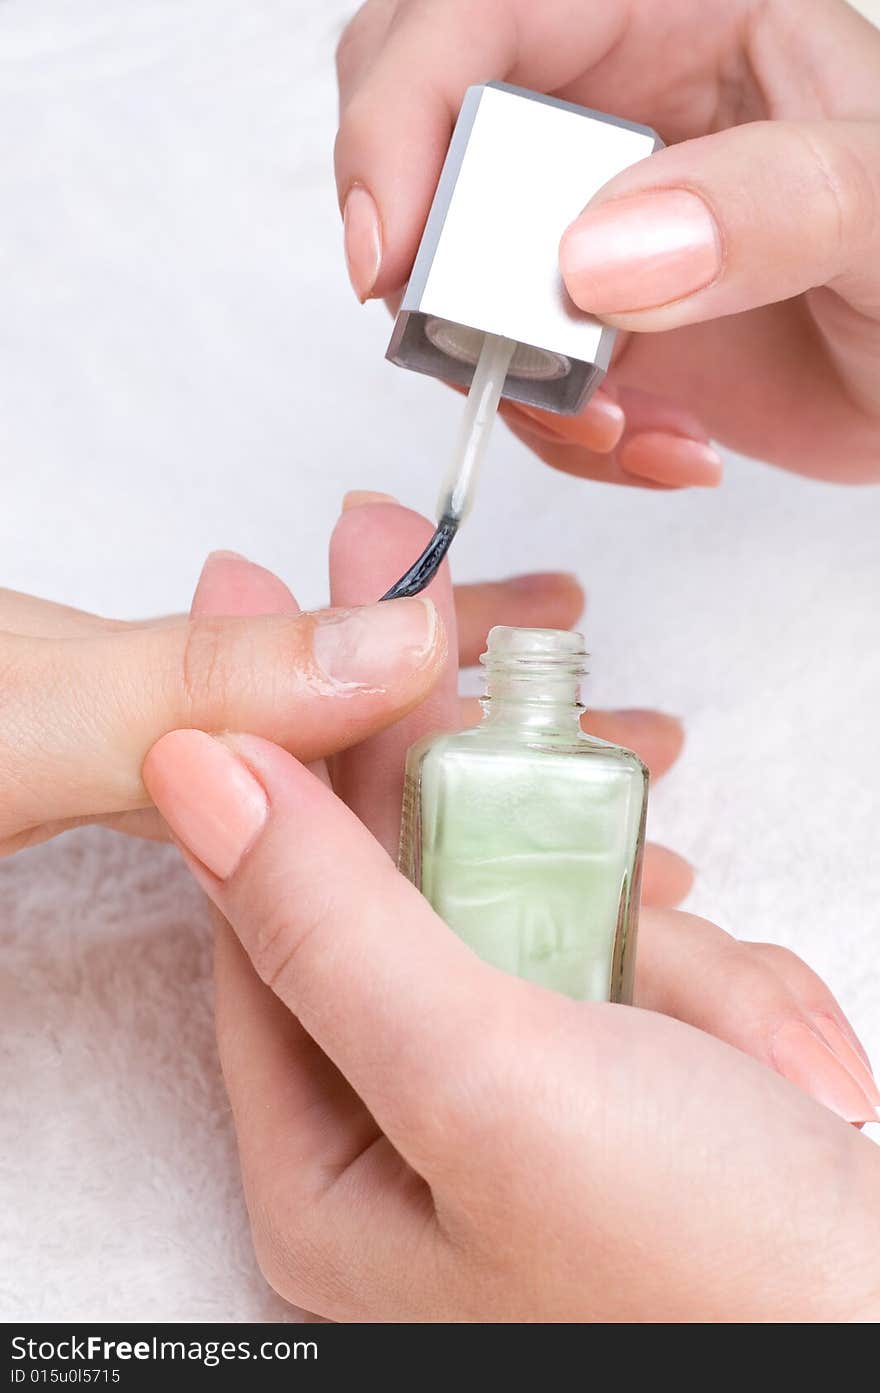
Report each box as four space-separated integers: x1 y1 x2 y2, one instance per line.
436 332 516 525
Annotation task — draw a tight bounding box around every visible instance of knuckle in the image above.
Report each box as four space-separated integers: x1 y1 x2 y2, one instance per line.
179 618 232 722
797 126 873 267
334 0 392 79
250 1193 357 1317
733 941 814 1036
416 1011 529 1161
247 874 336 997
250 1200 314 1308
743 939 804 975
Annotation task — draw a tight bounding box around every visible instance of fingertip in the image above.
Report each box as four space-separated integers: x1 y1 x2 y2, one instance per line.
620 434 724 488
514 392 626 454
143 729 269 883
505 571 585 626
192 551 297 618
330 498 445 606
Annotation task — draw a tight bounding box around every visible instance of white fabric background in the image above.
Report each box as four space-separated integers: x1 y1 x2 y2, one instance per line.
1 0 878 1321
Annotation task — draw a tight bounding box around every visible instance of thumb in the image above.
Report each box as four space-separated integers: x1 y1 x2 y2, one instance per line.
0 572 443 837
143 731 519 1182
559 120 880 330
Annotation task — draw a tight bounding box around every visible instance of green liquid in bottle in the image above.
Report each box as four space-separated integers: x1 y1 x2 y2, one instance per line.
400 627 647 1003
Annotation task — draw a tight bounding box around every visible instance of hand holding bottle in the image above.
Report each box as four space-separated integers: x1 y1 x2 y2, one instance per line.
335 0 880 488
142 500 880 1322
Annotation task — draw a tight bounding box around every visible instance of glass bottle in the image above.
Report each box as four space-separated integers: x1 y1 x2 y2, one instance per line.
399 626 648 1003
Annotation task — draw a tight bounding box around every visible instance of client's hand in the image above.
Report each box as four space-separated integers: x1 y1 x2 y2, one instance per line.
141 500 880 1322
0 508 685 881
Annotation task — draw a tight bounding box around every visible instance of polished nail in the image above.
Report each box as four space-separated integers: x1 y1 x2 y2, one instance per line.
771 1021 880 1125
811 1015 880 1110
143 730 267 881
342 489 399 510
620 433 723 487
517 392 625 452
312 597 438 688
560 190 720 314
343 185 382 302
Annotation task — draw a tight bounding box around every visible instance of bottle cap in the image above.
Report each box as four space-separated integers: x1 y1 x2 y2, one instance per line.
387 83 661 414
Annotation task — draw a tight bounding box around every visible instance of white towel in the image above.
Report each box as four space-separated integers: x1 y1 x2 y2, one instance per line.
1 0 877 1321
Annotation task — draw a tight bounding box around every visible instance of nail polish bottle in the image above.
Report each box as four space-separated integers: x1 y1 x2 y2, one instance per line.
387 82 661 415
399 627 648 1002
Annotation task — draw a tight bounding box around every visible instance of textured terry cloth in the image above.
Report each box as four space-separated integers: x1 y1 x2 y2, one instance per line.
1 0 878 1322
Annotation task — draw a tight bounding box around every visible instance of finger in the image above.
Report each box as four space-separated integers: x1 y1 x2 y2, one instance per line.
193 548 433 1316
640 844 693 908
190 549 297 617
635 909 880 1125
453 573 584 667
457 695 684 781
88 553 305 847
0 585 444 837
501 384 723 489
189 548 335 790
559 120 880 343
1 808 169 856
453 695 683 782
335 0 622 298
745 940 877 1084
213 913 436 1319
143 731 523 1179
329 497 460 854
584 706 684 779
0 589 128 638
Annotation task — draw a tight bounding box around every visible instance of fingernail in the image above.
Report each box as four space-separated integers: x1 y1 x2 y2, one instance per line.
143 730 267 881
560 190 721 314
342 489 398 511
343 185 382 303
770 1021 880 1125
620 433 723 487
207 549 249 562
517 392 625 452
811 1015 880 1111
583 393 627 449
312 597 438 688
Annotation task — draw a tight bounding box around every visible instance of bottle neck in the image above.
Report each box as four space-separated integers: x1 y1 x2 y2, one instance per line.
479 628 587 735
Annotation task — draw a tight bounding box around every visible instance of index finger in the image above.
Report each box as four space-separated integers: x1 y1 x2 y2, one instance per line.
335 0 621 296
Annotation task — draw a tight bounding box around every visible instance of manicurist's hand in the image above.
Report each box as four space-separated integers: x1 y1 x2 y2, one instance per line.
143 500 880 1323
0 497 688 899
335 0 880 488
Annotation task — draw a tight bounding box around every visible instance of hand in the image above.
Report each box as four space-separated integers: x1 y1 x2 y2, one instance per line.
143 501 880 1322
0 516 685 897
335 0 880 489
0 565 440 855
